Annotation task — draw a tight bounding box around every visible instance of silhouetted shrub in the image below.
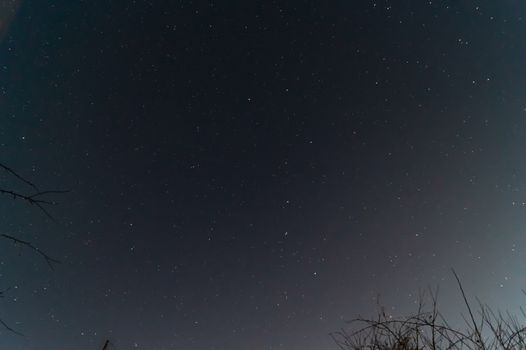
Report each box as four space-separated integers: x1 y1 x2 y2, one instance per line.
331 271 526 350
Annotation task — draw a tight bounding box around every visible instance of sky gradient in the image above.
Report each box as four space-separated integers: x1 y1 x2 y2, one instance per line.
1 1 526 349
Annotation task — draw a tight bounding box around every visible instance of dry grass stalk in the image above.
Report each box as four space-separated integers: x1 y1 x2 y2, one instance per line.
331 270 526 350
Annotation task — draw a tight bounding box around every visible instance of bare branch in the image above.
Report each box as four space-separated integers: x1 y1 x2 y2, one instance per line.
0 162 67 336
0 162 38 192
0 234 60 270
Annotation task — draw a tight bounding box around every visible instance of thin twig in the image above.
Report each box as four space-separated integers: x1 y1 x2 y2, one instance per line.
0 162 38 192
1 233 60 270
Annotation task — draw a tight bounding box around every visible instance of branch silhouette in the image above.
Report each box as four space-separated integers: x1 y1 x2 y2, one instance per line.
1 233 61 270
331 271 526 350
0 162 68 335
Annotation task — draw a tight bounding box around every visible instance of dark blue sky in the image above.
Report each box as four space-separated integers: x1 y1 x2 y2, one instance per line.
1 1 526 349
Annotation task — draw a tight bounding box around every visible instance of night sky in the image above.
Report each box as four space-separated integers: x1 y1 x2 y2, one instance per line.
1 1 526 349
